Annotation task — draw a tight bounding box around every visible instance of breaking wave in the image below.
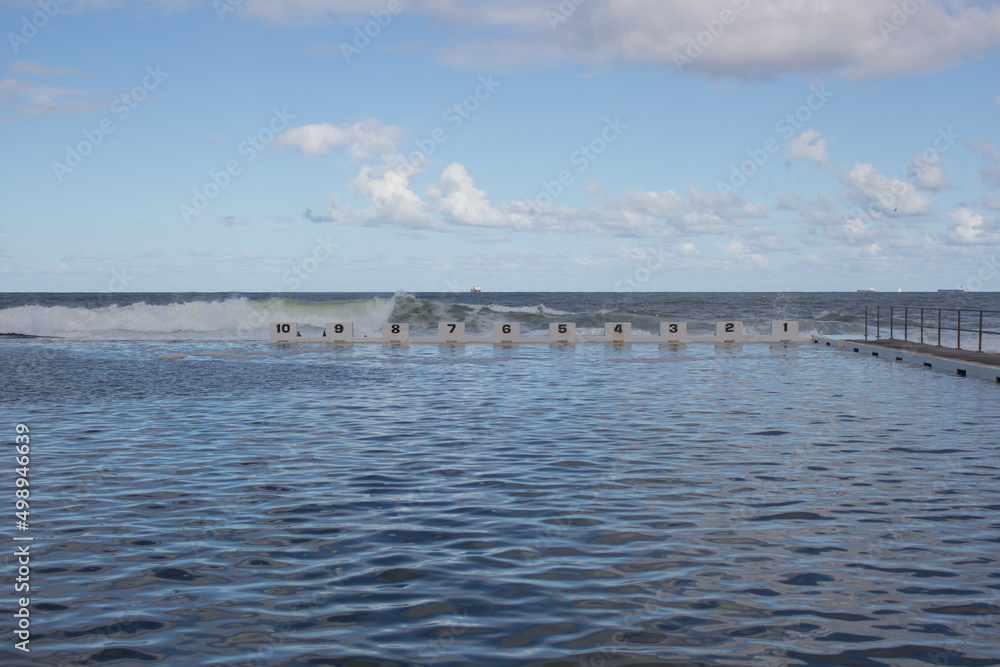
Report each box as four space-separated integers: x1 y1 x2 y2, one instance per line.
0 293 870 341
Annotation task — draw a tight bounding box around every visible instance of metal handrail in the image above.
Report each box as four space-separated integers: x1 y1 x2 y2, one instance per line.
864 306 1000 353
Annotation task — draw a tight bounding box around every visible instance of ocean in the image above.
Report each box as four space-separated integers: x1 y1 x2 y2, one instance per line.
2 292 999 666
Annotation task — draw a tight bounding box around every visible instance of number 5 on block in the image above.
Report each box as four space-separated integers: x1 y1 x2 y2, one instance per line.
549 322 575 342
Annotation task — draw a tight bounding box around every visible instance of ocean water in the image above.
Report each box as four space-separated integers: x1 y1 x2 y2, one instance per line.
2 293 999 666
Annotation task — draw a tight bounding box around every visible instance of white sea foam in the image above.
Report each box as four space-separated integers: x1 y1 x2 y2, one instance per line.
0 297 396 341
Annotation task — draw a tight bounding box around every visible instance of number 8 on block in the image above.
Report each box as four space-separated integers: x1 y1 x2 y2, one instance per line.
383 323 409 342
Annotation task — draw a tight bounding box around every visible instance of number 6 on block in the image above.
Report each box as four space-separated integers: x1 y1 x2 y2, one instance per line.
493 322 519 343
270 322 298 342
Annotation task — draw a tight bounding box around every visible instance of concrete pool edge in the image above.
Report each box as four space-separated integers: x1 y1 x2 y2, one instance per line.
813 335 1000 384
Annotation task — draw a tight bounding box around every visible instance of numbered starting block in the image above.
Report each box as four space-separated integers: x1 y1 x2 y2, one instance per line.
269 320 813 345
382 323 410 344
325 322 353 343
493 322 521 344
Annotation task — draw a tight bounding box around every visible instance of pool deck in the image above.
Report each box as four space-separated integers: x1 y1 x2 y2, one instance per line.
813 335 1000 383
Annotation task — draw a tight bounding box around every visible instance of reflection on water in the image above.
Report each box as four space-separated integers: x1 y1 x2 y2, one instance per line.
3 342 1000 666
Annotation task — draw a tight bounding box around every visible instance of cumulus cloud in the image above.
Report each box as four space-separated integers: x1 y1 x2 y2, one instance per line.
274 119 402 159
784 129 832 165
426 163 532 229
841 162 934 216
318 155 442 230
949 207 1000 244
907 150 949 190
306 158 767 237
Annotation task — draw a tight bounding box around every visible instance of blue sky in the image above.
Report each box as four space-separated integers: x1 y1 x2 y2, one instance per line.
2 0 999 292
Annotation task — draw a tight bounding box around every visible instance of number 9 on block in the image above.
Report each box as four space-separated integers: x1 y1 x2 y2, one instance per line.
325 322 353 342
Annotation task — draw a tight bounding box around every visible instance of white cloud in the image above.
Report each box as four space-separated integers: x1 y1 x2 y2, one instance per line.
326 155 443 230
51 0 1000 80
219 215 250 226
841 162 934 216
720 240 768 270
274 119 402 159
907 151 949 190
949 207 1000 244
0 77 104 121
784 129 831 165
309 158 767 237
796 192 842 226
426 163 531 229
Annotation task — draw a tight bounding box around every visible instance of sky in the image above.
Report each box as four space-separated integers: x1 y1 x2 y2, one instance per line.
1 0 1000 293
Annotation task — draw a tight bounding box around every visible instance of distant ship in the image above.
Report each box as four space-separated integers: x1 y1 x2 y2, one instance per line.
937 286 965 293
856 288 875 293
470 286 482 293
